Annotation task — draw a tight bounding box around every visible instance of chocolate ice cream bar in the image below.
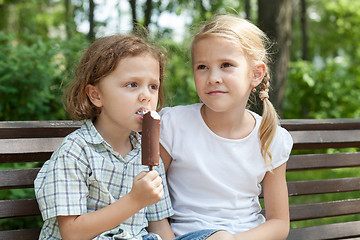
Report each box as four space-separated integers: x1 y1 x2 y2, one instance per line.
141 111 160 170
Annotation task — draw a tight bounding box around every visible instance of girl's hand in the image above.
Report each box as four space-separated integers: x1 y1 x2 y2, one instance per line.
129 170 164 208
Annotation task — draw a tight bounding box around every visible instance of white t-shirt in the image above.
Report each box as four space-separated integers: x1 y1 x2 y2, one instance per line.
159 103 293 237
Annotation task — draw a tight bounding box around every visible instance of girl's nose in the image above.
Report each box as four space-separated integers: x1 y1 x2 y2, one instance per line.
207 70 222 84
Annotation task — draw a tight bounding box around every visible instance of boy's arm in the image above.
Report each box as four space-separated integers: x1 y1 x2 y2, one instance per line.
147 219 175 240
58 170 164 240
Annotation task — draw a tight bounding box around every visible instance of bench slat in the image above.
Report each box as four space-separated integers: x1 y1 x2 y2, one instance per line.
290 199 360 221
0 138 64 154
0 121 80 139
0 228 42 240
291 130 360 149
2 118 359 137
288 220 360 240
281 118 360 131
260 178 360 198
0 168 40 189
287 177 360 196
287 152 360 171
0 199 40 219
0 152 51 163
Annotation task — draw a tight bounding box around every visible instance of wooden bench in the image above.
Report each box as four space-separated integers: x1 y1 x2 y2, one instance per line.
0 119 359 240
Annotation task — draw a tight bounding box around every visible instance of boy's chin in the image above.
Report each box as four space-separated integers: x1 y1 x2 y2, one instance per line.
133 125 142 133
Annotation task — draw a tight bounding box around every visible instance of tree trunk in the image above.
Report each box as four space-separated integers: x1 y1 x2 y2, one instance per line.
0 3 7 31
129 0 138 32
88 0 95 41
199 0 207 20
300 0 308 60
64 0 73 39
7 3 17 34
258 0 292 116
245 0 251 20
144 0 152 30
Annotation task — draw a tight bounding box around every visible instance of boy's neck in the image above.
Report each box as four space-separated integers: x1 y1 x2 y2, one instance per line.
93 118 133 157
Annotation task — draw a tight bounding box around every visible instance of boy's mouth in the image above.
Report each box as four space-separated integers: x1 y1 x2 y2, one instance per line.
136 109 149 117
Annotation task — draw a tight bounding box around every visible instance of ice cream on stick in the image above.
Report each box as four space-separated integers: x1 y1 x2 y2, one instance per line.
141 111 160 171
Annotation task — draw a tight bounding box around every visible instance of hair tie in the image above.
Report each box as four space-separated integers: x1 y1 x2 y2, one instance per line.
259 90 269 101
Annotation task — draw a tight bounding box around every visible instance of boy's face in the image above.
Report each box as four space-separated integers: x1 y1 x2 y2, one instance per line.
87 53 160 134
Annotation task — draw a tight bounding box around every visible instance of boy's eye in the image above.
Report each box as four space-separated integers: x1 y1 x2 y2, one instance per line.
126 82 137 88
197 65 208 70
149 84 159 90
221 62 232 68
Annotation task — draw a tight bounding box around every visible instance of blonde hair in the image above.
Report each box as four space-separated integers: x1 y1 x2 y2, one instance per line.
191 15 278 167
64 35 166 120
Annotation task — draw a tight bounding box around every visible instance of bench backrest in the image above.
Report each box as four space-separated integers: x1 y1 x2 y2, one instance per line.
281 119 360 239
0 119 359 240
0 121 80 239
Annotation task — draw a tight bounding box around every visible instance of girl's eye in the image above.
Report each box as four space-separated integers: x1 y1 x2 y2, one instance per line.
197 65 208 70
221 62 232 68
149 84 159 90
126 82 137 88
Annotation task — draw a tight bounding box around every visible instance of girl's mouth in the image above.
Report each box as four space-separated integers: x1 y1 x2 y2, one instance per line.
207 90 227 95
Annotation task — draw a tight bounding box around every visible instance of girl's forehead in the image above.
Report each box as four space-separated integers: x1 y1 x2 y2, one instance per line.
194 36 245 53
194 35 241 49
192 36 255 65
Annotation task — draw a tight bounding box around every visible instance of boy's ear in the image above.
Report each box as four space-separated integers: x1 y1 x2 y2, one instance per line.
251 62 266 88
85 84 102 107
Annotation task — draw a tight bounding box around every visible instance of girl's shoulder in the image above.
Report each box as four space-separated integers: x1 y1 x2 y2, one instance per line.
159 103 201 121
248 110 293 152
248 110 292 141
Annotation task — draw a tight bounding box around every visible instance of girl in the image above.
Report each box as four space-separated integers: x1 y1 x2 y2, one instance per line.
160 15 293 240
34 35 174 240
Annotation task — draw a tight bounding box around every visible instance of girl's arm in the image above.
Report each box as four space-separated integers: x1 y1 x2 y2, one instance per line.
160 144 173 171
147 219 175 240
58 170 164 240
233 162 290 240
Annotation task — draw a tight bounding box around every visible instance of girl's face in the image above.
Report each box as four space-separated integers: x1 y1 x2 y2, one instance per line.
87 53 160 133
192 36 259 114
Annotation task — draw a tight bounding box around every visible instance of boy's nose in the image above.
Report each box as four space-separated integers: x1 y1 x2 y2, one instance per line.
139 88 151 102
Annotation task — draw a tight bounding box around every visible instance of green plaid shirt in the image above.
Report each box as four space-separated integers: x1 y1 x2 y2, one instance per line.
34 120 173 240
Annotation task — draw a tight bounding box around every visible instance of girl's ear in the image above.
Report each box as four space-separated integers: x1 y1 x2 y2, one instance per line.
251 62 266 88
85 84 103 107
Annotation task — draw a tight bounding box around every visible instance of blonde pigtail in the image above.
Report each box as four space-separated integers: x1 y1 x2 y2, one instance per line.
258 72 279 168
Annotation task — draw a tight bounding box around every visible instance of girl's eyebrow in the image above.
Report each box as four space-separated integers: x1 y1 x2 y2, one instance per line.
193 58 205 63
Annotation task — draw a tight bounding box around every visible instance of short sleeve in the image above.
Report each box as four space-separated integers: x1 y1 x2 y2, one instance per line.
270 126 293 170
159 107 175 158
34 138 90 220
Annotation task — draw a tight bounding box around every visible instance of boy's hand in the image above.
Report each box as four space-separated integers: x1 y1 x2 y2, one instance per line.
129 170 164 208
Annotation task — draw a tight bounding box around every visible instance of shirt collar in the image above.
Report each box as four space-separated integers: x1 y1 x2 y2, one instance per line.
81 119 141 150
81 119 104 144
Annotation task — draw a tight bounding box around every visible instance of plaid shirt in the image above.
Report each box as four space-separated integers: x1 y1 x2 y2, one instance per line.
34 120 173 240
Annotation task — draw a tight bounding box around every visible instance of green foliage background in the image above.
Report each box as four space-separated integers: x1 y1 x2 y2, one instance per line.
0 33 88 120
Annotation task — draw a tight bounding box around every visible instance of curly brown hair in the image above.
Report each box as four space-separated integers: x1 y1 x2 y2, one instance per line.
64 35 166 120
